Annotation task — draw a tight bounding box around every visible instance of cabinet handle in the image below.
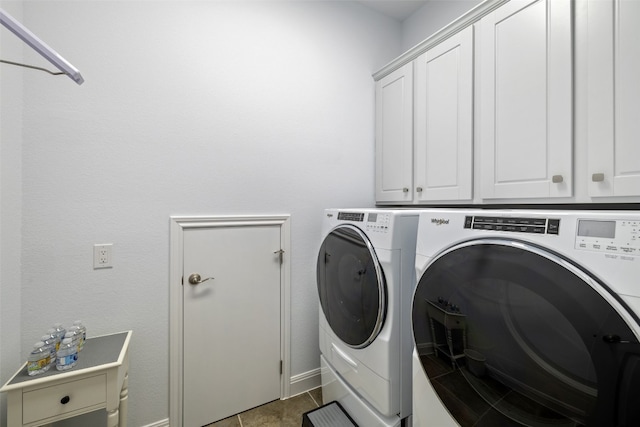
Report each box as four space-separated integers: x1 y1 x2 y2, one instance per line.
416 187 423 193
552 175 563 183
60 395 70 405
592 173 605 182
402 187 409 193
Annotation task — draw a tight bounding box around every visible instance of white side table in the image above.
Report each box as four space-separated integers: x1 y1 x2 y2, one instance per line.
1 330 132 427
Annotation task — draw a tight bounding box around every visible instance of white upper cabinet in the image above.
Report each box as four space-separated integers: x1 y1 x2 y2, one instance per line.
375 63 414 203
587 0 640 197
479 0 573 199
414 26 474 202
375 26 474 204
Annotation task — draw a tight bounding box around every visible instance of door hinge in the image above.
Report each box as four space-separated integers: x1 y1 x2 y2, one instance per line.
280 360 283 375
274 249 284 265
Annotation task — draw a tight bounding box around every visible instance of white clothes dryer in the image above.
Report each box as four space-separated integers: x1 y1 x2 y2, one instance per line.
317 208 420 427
411 209 640 427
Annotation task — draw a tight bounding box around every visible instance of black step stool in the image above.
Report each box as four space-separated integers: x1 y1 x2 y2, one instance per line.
302 401 358 427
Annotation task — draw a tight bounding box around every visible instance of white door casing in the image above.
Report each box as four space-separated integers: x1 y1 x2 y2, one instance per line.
169 215 291 427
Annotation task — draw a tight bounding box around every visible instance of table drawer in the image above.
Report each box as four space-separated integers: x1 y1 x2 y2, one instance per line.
23 374 106 424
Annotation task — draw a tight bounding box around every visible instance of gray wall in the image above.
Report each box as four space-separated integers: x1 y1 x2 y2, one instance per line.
402 0 483 51
1 1 487 425
0 0 23 422
1 1 402 425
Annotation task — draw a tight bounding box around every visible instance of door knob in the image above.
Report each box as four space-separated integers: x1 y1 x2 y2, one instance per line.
188 273 214 285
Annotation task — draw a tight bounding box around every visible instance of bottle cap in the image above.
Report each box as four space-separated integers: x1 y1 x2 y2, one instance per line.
34 341 45 348
73 320 82 325
53 323 63 328
62 338 72 344
64 331 75 338
47 328 56 334
41 335 50 341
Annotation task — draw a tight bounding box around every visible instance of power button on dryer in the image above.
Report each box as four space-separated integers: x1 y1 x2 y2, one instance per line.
547 219 560 235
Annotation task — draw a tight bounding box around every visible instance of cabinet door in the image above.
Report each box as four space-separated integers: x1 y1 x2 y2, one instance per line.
375 63 413 203
587 0 640 197
415 26 473 202
480 0 572 199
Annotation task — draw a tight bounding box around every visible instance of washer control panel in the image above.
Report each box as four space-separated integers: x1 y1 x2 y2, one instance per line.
575 219 640 257
464 216 560 235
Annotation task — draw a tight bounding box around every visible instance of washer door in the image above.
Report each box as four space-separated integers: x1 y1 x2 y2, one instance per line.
412 239 640 427
317 225 386 348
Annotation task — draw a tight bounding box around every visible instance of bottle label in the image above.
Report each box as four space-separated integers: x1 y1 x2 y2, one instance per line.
58 353 78 366
28 356 51 372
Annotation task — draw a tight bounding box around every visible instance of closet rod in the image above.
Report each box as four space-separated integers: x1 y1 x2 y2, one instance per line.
0 8 84 84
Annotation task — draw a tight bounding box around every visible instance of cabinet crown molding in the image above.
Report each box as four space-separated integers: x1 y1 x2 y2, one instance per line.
373 0 509 81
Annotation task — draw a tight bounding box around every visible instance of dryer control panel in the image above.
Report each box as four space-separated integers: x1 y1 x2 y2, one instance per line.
575 219 640 257
336 211 391 233
365 212 390 233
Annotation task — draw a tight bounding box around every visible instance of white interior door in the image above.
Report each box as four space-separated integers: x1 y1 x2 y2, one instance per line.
182 224 282 427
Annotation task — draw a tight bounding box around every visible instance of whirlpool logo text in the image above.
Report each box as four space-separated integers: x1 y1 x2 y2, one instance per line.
431 218 450 226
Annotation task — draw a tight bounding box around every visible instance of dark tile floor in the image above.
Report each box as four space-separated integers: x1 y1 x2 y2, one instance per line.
205 387 323 427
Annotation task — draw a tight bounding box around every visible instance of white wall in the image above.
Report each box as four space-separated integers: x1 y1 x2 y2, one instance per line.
0 0 24 422
401 0 482 51
0 1 402 425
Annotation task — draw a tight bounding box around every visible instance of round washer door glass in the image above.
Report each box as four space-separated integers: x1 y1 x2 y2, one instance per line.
412 240 640 427
317 225 386 348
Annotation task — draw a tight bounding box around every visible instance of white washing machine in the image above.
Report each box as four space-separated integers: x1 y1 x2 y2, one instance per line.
317 208 420 427
411 209 640 427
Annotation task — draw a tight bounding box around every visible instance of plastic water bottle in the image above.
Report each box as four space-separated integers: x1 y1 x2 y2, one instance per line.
66 326 82 353
72 320 86 351
56 336 78 371
52 323 66 350
40 334 57 367
46 328 61 352
27 342 51 376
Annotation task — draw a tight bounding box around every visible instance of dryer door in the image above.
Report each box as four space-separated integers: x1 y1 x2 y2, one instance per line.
317 225 386 348
412 239 640 427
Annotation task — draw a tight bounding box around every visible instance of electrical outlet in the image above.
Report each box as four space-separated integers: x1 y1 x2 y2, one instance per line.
93 244 113 269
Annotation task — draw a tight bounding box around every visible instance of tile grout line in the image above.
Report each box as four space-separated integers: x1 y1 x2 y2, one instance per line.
307 390 320 407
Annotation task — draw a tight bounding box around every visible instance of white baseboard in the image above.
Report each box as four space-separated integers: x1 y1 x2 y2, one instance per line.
288 367 321 397
141 419 170 427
